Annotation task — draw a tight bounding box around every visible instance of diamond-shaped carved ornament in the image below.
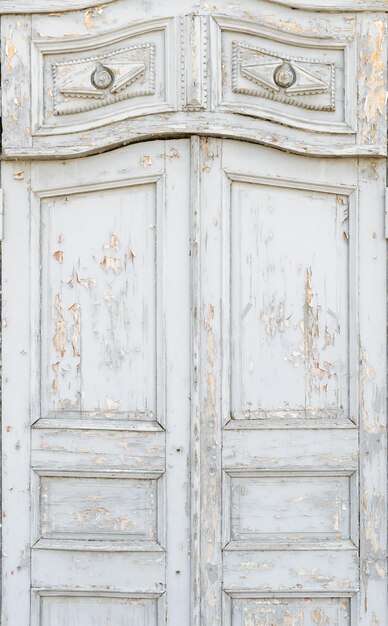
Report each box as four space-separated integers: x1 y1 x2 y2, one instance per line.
52 43 155 115
241 59 328 96
61 61 146 98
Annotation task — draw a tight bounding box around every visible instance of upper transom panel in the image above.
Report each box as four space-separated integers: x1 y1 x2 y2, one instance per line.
1 0 386 158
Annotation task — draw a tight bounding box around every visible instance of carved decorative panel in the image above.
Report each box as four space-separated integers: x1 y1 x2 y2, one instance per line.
2 7 386 156
232 41 335 111
211 15 356 134
32 17 176 134
52 43 155 116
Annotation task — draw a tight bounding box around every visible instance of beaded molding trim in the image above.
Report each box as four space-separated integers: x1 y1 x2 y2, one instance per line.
232 41 336 112
52 42 155 115
180 15 208 112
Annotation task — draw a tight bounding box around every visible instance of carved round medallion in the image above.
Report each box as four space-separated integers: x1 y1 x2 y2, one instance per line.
273 62 296 89
91 63 115 90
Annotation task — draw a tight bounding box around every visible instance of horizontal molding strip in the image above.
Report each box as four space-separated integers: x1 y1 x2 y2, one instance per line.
0 0 387 12
223 539 358 552
224 590 357 598
33 538 165 552
33 417 165 432
32 589 164 598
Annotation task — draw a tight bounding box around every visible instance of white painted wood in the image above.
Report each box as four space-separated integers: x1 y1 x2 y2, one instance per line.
2 140 192 625
1 1 387 625
357 158 387 626
0 0 387 14
3 137 386 626
195 139 385 625
0 189 4 241
1 3 387 157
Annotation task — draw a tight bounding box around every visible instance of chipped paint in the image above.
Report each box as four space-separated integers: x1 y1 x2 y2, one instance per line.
200 137 218 172
103 233 119 251
67 270 96 289
68 302 81 358
53 250 63 264
303 269 335 406
260 298 292 339
166 147 181 160
359 20 387 144
84 8 94 29
100 255 122 273
360 346 381 434
140 155 152 167
52 294 66 358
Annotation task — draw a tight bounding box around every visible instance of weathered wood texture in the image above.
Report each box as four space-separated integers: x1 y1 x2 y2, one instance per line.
2 140 193 625
0 0 388 13
2 139 386 626
1 2 387 157
1 1 387 626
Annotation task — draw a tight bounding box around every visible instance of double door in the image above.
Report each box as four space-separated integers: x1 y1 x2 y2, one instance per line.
2 137 385 625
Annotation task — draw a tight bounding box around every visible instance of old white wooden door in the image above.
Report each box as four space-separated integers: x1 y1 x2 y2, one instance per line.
3 139 194 625
1 2 387 626
3 134 387 626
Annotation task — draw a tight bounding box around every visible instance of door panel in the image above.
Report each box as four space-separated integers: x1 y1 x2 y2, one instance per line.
2 137 386 626
196 138 385 626
230 182 349 420
41 182 158 419
3 139 192 625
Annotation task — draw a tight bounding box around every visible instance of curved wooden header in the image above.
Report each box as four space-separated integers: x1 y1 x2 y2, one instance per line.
1 1 387 158
0 0 387 13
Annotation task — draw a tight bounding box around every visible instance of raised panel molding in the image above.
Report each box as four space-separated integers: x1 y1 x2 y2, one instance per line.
37 178 161 421
222 470 358 550
225 595 353 626
52 42 155 116
31 590 164 626
31 17 176 134
222 172 355 426
34 471 165 546
232 41 335 111
212 15 356 135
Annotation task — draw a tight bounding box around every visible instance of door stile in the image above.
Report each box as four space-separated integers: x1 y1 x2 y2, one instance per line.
2 161 33 625
190 136 201 626
357 158 387 626
197 137 223 625
158 140 192 625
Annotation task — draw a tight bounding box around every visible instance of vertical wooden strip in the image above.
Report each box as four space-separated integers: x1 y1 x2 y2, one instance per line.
181 16 208 112
164 139 191 625
1 16 32 151
2 162 32 625
221 171 232 427
358 158 387 626
348 189 360 426
357 15 387 149
198 137 223 625
29 167 41 426
190 136 201 626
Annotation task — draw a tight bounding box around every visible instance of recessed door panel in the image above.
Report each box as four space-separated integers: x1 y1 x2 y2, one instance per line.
230 181 349 421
